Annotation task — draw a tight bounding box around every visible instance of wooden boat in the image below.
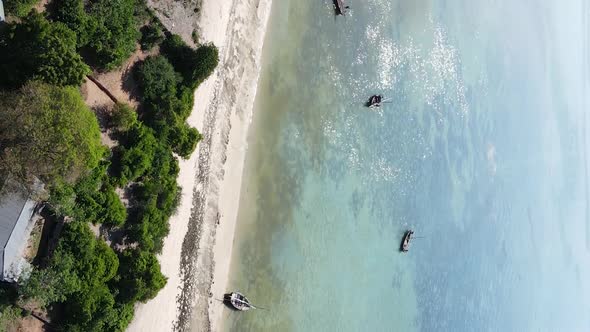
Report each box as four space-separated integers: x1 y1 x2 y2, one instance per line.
366 94 383 108
334 0 348 15
400 230 413 252
224 292 255 311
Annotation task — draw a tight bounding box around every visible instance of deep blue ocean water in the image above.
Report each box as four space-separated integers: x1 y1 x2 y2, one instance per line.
224 0 590 330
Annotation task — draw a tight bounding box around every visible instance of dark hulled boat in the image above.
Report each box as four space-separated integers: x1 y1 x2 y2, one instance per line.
400 230 413 252
334 0 348 15
366 94 383 107
224 292 255 311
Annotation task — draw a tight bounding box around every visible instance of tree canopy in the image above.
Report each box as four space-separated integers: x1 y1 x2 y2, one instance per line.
54 0 140 70
0 5 220 330
161 34 219 89
4 0 40 17
0 82 104 188
20 221 132 331
0 12 90 89
134 55 201 157
135 56 179 111
116 249 166 303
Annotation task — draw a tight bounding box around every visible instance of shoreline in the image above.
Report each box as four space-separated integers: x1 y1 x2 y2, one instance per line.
126 0 273 331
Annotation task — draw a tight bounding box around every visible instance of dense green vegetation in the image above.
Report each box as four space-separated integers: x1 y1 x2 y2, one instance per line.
54 0 140 70
136 33 219 158
21 221 147 331
0 287 22 331
0 12 90 89
111 102 138 131
4 0 40 17
0 2 219 330
140 25 164 51
71 164 127 226
112 123 181 252
135 54 201 158
161 34 219 89
0 82 104 188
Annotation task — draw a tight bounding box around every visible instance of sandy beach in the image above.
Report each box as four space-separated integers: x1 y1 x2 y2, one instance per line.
126 0 272 331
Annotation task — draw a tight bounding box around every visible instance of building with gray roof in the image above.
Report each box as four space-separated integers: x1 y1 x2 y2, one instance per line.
0 184 38 281
0 0 4 22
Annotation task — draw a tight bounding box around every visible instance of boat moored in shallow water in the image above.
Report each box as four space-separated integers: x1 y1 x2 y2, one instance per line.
334 0 349 15
224 292 255 311
366 94 383 107
400 230 413 252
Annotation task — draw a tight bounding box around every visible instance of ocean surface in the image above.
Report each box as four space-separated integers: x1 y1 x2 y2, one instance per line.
223 0 590 330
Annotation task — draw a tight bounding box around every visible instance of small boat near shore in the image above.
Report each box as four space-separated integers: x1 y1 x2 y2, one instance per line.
400 230 414 252
333 0 349 15
366 94 383 108
224 292 256 311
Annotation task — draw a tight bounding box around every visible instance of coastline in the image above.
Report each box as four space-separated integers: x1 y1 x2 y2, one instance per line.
126 0 273 331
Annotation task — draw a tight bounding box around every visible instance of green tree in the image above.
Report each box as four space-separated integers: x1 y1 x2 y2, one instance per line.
0 12 90 88
19 221 134 331
161 34 219 89
170 124 201 158
4 0 39 17
0 305 21 332
53 0 92 46
191 44 219 86
112 124 158 185
0 287 22 332
0 82 105 188
116 249 166 303
100 187 127 226
19 221 118 305
72 165 127 226
86 0 139 70
19 252 82 306
135 56 179 107
139 25 164 51
53 0 140 70
134 56 201 158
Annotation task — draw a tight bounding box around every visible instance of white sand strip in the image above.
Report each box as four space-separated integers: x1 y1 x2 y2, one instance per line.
126 0 272 331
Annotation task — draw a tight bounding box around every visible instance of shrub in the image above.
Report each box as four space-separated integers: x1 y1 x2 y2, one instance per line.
0 305 22 332
134 56 179 107
191 44 219 87
112 124 158 185
176 86 195 120
111 103 137 131
19 222 118 305
124 141 180 252
53 0 92 46
161 34 218 88
170 124 201 158
4 0 39 17
100 187 127 226
116 249 167 303
54 0 140 70
140 25 164 51
47 180 77 217
86 0 140 70
191 30 199 44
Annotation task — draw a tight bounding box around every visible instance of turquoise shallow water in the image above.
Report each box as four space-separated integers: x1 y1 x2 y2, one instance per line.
224 0 590 330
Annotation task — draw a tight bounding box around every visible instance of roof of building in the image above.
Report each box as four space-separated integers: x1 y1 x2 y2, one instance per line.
0 190 29 250
0 178 38 280
0 0 5 22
